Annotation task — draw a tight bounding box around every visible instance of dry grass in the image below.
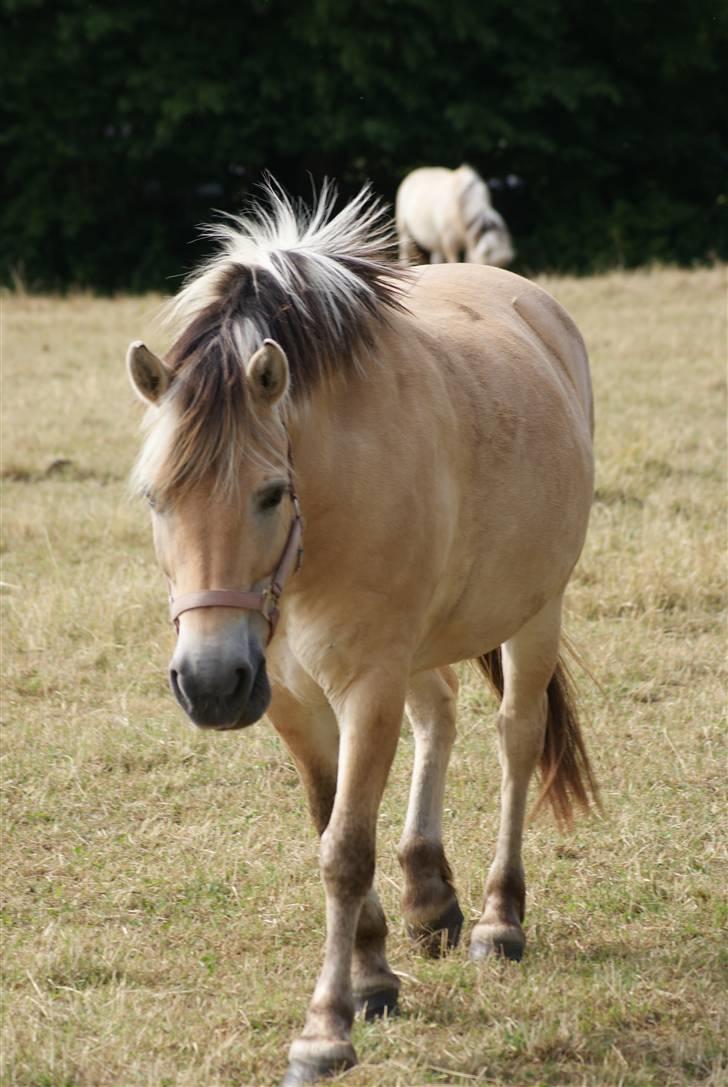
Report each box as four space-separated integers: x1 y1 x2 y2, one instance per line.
1 267 727 1086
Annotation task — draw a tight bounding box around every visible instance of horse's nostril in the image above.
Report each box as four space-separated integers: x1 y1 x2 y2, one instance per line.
233 665 252 704
169 668 186 706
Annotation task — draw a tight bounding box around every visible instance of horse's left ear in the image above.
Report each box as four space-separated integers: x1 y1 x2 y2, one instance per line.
246 339 290 407
127 341 171 405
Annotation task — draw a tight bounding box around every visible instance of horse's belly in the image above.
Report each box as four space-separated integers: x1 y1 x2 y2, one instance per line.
413 580 560 672
412 464 593 671
407 214 447 254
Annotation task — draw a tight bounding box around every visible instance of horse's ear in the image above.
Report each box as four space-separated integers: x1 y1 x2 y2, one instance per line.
127 341 171 405
246 339 289 407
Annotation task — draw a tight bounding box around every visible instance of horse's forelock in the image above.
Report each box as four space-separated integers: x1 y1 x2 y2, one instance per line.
136 183 410 503
135 317 283 506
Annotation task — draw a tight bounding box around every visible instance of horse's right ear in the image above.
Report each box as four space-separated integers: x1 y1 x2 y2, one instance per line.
246 339 290 407
126 341 171 405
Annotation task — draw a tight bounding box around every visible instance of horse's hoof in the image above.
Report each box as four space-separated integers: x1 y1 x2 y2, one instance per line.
281 1054 356 1086
407 898 464 958
354 986 399 1020
283 1040 357 1086
468 923 525 963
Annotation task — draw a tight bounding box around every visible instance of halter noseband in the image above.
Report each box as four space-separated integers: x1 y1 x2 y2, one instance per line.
168 442 303 644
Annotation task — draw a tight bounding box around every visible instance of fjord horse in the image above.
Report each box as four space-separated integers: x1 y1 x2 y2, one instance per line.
126 184 596 1085
396 164 515 267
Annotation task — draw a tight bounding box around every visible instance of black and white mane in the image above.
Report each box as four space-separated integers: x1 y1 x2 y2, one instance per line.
135 184 409 501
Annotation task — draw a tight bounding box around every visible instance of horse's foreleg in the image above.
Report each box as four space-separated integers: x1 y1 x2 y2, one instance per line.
470 598 562 963
398 666 463 956
268 687 399 1025
438 234 462 263
283 673 404 1085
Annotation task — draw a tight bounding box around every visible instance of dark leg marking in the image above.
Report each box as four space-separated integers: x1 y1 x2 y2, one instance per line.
469 867 526 962
407 896 465 958
352 890 400 1018
354 987 400 1020
400 837 463 958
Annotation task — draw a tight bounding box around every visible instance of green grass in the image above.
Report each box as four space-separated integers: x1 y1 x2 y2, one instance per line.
1 268 726 1086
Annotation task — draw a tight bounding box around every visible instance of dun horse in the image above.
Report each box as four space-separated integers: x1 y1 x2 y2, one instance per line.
396 164 515 267
127 184 596 1085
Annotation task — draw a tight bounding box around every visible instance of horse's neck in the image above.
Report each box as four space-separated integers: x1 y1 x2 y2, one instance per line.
288 329 427 537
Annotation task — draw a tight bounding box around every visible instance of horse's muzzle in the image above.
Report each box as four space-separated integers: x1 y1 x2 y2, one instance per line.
169 649 271 729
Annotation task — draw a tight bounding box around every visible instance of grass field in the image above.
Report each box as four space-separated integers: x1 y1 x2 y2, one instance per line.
1 266 726 1087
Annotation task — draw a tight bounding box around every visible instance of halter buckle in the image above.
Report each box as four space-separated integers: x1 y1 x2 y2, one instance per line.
260 583 281 621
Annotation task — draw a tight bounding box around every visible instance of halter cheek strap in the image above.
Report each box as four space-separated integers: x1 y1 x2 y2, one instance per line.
168 456 303 644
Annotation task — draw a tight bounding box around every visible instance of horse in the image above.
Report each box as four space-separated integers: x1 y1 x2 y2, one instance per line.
126 182 597 1086
396 164 515 268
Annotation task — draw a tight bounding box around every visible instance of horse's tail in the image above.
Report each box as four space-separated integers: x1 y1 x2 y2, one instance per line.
476 648 600 828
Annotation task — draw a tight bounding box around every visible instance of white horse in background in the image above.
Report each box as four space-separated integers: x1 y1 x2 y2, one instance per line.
396 164 515 268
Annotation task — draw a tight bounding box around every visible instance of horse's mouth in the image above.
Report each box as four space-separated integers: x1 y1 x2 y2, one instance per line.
176 658 272 731
211 658 272 730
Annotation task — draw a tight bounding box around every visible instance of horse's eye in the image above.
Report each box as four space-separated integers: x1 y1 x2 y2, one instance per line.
258 483 287 512
142 487 157 511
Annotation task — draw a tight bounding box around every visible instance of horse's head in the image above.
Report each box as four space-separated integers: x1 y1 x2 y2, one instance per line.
126 182 406 729
467 209 515 268
127 337 295 730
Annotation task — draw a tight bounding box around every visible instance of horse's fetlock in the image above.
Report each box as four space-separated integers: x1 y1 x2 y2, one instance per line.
398 835 457 920
484 864 526 923
307 993 354 1035
398 835 452 885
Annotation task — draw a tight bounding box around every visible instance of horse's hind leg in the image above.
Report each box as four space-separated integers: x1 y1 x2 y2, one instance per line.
397 226 420 267
267 685 399 1021
470 597 563 962
398 666 464 956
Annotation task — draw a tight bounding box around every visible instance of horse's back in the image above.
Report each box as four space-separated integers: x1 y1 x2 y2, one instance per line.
407 263 593 434
396 165 477 210
396 167 454 210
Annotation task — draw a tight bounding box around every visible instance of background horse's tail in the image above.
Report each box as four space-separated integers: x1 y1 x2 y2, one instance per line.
476 648 600 828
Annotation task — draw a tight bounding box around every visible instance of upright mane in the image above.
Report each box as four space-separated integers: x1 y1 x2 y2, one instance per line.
135 182 410 502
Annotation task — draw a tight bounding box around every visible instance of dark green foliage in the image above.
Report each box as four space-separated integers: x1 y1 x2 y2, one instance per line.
2 0 726 290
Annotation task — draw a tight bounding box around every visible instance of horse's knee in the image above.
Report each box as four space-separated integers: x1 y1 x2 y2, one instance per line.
320 825 375 900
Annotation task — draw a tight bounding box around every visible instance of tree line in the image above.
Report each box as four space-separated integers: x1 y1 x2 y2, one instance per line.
2 0 726 291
